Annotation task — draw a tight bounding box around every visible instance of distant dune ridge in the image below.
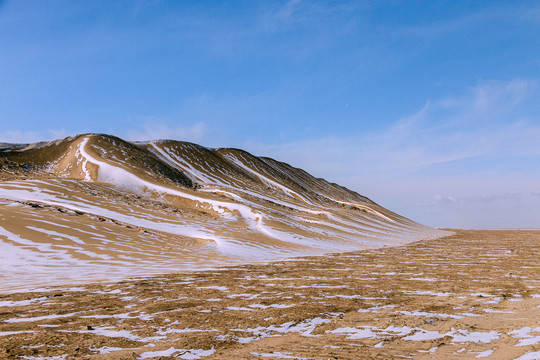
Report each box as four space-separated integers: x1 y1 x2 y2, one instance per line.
0 133 447 292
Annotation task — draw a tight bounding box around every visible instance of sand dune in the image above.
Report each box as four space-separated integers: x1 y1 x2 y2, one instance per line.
0 133 445 292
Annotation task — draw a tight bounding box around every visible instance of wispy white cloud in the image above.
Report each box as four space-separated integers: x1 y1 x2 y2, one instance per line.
247 78 540 228
258 79 539 175
370 78 540 169
440 79 537 118
258 0 357 33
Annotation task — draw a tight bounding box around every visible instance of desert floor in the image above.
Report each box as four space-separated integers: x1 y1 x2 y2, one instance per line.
1 229 539 359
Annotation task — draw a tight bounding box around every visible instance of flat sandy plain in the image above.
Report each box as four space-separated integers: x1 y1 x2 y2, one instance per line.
1 229 539 359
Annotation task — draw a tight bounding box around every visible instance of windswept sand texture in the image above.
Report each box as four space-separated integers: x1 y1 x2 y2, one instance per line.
0 230 539 359
0 134 443 292
2 134 537 359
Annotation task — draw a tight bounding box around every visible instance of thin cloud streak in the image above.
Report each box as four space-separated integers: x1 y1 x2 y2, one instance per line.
248 78 540 228
260 79 539 174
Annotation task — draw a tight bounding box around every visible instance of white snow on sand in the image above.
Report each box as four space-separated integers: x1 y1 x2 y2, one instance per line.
139 347 215 359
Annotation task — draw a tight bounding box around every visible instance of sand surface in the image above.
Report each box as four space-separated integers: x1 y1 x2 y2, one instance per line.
1 229 539 359
0 133 444 293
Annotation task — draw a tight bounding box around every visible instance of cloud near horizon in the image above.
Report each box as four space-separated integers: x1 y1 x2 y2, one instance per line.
246 78 540 228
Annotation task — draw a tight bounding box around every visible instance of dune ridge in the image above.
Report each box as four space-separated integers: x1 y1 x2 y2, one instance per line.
0 133 447 292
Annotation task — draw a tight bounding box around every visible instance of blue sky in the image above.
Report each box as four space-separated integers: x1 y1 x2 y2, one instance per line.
1 0 540 229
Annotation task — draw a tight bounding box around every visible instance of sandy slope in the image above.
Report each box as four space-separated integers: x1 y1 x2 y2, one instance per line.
0 134 445 292
0 229 538 359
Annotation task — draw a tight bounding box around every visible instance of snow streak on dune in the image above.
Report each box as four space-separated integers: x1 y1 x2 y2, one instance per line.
0 134 448 292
